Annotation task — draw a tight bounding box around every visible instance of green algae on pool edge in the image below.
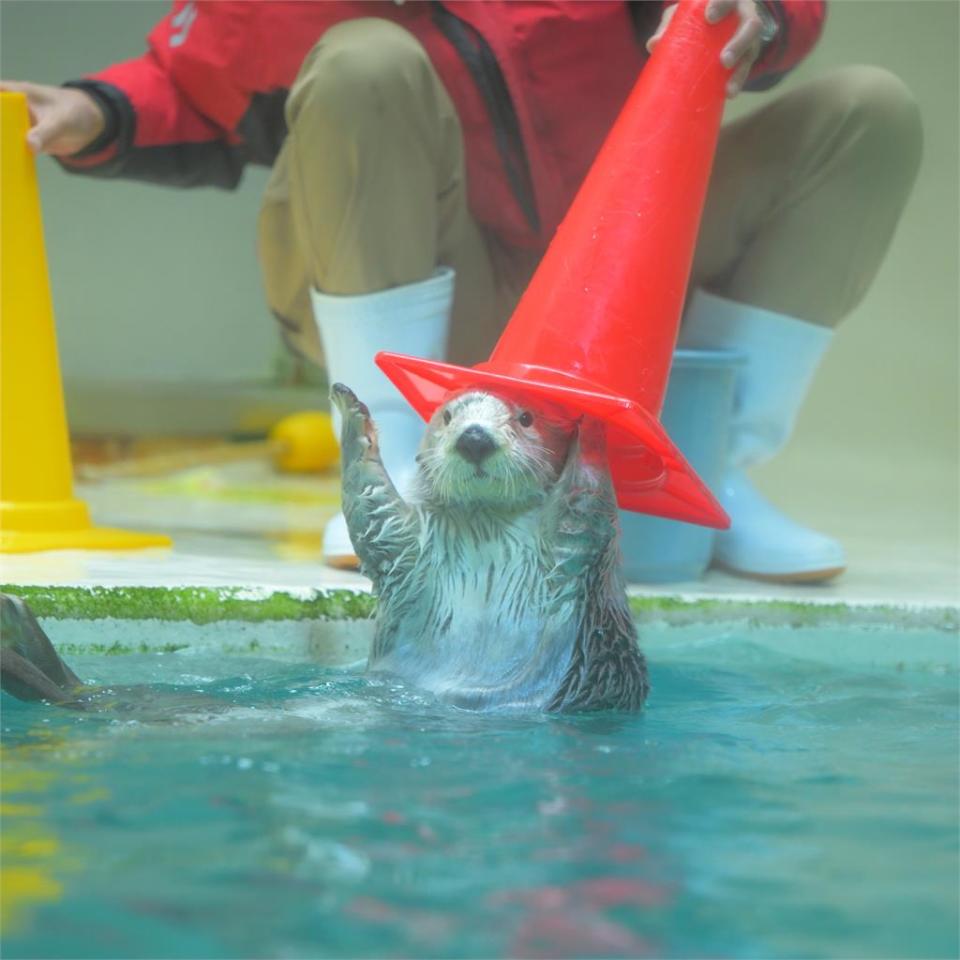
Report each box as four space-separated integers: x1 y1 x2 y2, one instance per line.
1 584 956 633
1 637 957 959
628 595 959 631
0 585 376 624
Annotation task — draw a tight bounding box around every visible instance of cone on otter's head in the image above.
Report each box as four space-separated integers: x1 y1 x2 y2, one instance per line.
377 0 737 528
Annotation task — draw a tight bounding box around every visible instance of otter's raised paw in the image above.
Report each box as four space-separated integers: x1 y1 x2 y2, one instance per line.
330 383 380 462
330 382 369 419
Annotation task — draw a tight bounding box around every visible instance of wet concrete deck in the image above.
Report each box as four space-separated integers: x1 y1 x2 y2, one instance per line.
1 459 955 611
0 449 955 654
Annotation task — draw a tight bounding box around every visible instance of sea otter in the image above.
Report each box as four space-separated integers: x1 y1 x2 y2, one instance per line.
332 382 648 712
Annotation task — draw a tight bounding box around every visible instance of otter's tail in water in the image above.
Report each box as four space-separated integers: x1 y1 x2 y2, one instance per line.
1 594 86 703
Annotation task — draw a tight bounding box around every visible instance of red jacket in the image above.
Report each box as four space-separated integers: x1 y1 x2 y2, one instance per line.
64 0 826 251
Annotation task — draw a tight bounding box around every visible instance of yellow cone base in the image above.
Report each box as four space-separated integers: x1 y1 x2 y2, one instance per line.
0 499 171 554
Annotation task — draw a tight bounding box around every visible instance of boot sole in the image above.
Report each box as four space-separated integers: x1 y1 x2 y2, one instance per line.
715 562 846 585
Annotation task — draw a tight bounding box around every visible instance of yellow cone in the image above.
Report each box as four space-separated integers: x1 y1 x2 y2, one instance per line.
1 92 170 553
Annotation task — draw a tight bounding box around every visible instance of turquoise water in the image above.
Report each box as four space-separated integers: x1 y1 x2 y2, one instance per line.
2 635 957 959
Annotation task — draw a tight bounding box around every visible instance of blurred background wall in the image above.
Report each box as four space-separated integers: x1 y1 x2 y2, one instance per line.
2 0 957 546
3 0 282 435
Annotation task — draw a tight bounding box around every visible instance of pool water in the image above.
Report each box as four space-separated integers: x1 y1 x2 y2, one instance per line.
2 634 957 959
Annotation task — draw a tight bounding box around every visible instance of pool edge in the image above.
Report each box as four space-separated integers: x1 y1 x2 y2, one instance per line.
2 581 956 631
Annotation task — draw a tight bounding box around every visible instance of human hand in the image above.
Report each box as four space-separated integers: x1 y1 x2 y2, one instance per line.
646 0 770 99
0 80 106 155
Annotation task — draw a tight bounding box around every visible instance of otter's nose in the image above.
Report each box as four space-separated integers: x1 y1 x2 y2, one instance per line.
455 424 497 464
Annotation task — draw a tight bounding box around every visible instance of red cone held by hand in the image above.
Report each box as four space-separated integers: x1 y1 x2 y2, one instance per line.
378 0 736 528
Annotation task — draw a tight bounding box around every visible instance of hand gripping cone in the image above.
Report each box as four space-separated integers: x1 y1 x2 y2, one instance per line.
0 92 171 552
377 0 736 528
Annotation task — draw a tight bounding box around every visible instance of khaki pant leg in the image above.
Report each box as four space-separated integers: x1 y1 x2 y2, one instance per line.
257 17 500 367
691 65 922 327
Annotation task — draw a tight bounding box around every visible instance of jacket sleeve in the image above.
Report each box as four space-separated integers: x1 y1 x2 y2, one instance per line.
58 49 247 190
746 0 827 91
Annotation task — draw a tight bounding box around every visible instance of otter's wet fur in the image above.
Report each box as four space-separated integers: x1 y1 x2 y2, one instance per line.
332 383 649 713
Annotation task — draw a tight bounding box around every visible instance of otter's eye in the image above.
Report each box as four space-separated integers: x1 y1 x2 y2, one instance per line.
518 411 534 428
442 410 452 426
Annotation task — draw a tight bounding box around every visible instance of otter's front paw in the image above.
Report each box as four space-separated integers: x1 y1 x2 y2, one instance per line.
549 418 618 547
557 418 608 490
330 382 366 416
330 383 381 464
574 418 608 468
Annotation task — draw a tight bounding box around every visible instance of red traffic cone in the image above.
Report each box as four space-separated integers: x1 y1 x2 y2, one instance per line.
377 0 735 528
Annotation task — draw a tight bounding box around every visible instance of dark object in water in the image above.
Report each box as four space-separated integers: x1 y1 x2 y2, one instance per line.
1 593 85 703
1 594 224 718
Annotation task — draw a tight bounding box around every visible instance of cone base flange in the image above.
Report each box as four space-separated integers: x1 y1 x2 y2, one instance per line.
1 499 171 553
1 526 171 554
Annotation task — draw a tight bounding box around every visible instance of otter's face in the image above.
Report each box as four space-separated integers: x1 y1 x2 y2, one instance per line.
415 390 574 508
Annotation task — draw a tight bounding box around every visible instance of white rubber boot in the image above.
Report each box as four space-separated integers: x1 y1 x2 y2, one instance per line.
313 267 453 569
680 289 846 582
